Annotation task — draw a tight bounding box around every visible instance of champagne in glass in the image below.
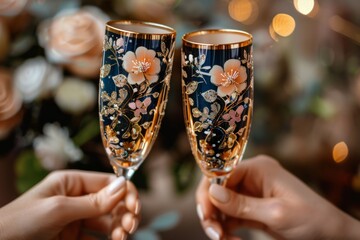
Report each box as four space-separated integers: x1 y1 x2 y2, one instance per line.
181 29 253 184
99 21 176 179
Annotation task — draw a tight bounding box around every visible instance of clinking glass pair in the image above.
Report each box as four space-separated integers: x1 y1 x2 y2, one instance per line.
99 20 253 186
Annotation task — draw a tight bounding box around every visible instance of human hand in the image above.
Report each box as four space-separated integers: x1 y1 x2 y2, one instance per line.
0 170 141 240
196 155 360 240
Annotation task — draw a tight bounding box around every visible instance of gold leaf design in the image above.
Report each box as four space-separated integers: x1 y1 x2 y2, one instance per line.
130 116 141 123
185 81 198 94
227 133 237 148
210 103 220 116
194 121 203 132
122 131 130 139
142 122 151 129
226 124 236 134
192 108 202 118
113 74 127 87
189 98 194 106
201 90 217 103
118 89 128 104
153 92 160 98
161 41 167 54
100 64 111 78
131 124 141 139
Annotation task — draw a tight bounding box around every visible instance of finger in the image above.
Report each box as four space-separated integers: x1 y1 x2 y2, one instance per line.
57 176 127 222
83 215 112 233
226 155 281 196
125 181 141 215
200 218 223 240
111 227 127 240
43 170 117 196
223 217 268 232
209 183 283 225
121 212 139 234
196 176 215 221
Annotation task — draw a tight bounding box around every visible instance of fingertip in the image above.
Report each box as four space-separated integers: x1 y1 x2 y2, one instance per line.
203 220 223 240
209 184 230 204
121 212 138 234
107 176 126 195
111 227 127 240
196 203 204 221
125 194 141 215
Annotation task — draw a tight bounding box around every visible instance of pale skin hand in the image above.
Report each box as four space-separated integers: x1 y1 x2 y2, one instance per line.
0 170 141 240
197 155 360 240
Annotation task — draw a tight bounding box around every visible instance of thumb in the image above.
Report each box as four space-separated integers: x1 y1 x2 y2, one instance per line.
59 176 127 222
208 184 284 226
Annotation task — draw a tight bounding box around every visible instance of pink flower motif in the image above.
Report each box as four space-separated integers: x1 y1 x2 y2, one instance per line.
210 59 247 97
222 105 244 126
129 97 152 117
122 46 161 85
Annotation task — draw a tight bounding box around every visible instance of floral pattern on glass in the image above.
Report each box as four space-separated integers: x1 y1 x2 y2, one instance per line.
182 46 253 176
99 32 175 167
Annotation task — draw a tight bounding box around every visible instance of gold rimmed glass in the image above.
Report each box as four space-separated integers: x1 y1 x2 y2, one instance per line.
99 20 176 179
181 29 253 185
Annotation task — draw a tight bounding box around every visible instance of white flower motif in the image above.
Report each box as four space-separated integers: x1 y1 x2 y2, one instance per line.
55 77 96 114
34 123 83 171
14 56 62 103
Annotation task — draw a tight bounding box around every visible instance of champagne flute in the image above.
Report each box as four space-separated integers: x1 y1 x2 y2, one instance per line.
99 20 176 179
181 29 253 185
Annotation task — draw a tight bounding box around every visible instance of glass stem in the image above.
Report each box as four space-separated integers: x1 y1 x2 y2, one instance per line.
113 165 136 180
210 176 228 186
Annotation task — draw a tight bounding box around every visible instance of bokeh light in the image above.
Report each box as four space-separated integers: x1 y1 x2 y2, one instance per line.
228 0 258 24
268 24 278 42
272 13 296 37
293 0 315 15
332 141 349 163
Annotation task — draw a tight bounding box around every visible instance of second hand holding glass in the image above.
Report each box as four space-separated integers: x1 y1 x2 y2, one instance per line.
181 29 253 185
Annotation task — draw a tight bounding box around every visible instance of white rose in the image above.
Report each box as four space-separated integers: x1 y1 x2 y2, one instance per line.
34 123 83 171
38 6 109 78
0 68 23 139
55 77 96 114
14 56 62 103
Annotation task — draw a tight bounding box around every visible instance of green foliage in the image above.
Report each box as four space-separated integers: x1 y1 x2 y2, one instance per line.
15 150 48 193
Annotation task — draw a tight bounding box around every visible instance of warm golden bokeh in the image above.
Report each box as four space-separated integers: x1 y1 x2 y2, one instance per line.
332 141 349 163
228 0 258 24
293 0 315 15
272 13 296 37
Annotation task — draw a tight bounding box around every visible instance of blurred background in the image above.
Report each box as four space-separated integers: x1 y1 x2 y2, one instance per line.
0 0 359 239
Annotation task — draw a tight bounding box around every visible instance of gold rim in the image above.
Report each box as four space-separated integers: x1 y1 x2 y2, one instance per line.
182 29 252 49
106 20 176 39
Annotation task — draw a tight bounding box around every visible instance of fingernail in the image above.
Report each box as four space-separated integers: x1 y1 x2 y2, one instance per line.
134 200 141 215
196 204 204 221
205 227 220 240
209 184 230 203
129 218 138 234
107 176 126 195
